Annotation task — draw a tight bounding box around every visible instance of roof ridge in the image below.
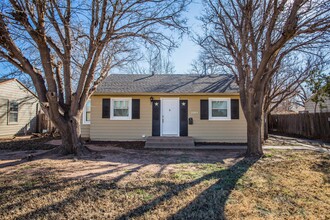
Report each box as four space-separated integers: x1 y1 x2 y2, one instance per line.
97 74 239 94
109 73 233 76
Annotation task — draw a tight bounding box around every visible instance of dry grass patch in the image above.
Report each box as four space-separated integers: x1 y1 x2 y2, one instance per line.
0 148 329 220
225 151 330 220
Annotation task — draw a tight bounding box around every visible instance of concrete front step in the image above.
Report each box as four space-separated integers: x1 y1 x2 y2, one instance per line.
145 136 195 148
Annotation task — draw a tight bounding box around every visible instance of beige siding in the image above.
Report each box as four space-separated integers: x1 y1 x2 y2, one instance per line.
184 96 247 143
88 95 247 142
305 98 330 113
81 100 91 138
0 80 39 137
81 124 90 138
90 96 152 141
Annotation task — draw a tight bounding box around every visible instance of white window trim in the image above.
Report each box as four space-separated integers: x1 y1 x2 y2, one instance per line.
83 99 91 124
8 100 19 124
110 98 132 120
208 98 231 120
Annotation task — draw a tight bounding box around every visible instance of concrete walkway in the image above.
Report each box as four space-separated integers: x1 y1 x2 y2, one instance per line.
150 145 330 153
269 134 330 148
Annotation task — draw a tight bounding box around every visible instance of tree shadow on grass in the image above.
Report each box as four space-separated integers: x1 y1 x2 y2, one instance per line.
13 164 148 220
1 153 258 219
116 157 259 220
311 153 330 183
0 145 254 219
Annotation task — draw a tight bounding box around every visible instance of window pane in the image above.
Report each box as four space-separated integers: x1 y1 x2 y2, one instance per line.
212 101 227 109
122 101 128 109
114 109 129 117
9 112 18 122
114 101 120 108
212 109 227 117
114 100 129 109
86 112 91 121
86 101 91 112
10 101 18 112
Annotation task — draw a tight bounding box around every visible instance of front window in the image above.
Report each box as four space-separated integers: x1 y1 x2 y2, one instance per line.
209 98 231 120
83 100 91 124
9 101 18 124
111 98 132 120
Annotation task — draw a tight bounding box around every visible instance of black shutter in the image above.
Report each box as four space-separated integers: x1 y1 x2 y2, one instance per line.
231 99 239 119
200 100 208 120
152 100 161 136
102 99 110 118
180 100 188 136
132 99 140 119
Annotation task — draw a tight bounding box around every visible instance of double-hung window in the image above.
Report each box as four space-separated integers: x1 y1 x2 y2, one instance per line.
8 101 19 124
83 100 91 124
208 98 231 120
111 98 132 120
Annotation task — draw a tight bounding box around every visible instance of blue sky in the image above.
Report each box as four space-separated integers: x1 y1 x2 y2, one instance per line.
171 1 202 74
0 1 202 78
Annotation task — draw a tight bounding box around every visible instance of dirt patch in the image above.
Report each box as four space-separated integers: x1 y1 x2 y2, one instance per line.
0 148 329 220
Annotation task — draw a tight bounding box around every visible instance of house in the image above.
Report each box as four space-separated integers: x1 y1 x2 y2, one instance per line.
81 74 247 143
271 101 305 114
305 97 330 113
0 79 39 137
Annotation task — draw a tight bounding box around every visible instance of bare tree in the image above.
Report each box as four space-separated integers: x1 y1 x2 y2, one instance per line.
124 48 176 74
0 62 35 88
295 85 311 107
199 0 330 156
305 69 330 113
190 53 222 75
0 0 190 154
263 55 322 139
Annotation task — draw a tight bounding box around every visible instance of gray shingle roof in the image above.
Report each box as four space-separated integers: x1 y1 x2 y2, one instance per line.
96 74 239 94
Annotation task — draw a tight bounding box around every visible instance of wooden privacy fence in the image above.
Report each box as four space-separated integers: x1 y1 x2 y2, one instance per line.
269 113 330 142
37 112 56 134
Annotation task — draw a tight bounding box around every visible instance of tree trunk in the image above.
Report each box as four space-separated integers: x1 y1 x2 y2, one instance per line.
264 112 269 140
314 102 317 113
59 116 83 155
241 89 264 157
246 115 263 156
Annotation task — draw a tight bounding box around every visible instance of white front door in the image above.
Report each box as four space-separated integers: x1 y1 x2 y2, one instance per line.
161 98 179 136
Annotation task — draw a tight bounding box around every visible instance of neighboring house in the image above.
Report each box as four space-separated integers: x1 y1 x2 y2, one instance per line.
305 97 330 113
81 74 247 143
0 79 39 137
271 103 305 114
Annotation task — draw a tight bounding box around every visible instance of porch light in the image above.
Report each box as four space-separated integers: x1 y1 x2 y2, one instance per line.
150 97 154 102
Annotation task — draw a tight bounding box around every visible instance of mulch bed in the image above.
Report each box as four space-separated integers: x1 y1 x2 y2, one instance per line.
0 136 56 151
87 140 146 149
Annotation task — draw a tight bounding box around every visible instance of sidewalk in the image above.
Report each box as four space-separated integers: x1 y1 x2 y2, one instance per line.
178 144 329 153
269 134 330 148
